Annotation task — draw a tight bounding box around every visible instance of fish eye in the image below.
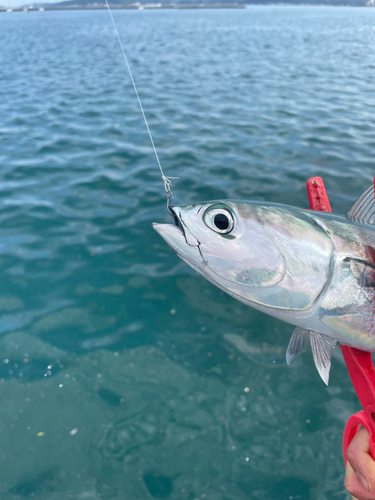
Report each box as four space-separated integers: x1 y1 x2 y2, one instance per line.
203 206 234 234
214 213 230 231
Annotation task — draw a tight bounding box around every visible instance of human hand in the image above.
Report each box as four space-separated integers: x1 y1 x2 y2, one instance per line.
345 427 375 500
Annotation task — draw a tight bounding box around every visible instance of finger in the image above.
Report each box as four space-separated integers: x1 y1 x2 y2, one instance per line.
345 459 375 500
346 427 375 499
347 427 375 493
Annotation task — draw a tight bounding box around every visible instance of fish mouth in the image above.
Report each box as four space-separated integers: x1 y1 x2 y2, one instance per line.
154 206 199 248
152 207 202 267
169 207 186 237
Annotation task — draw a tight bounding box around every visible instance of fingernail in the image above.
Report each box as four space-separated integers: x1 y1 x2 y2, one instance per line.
356 471 369 492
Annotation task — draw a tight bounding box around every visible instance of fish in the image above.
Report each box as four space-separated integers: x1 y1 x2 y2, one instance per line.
153 183 375 385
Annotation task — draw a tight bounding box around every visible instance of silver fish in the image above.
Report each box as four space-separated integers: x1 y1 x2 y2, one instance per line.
153 184 375 384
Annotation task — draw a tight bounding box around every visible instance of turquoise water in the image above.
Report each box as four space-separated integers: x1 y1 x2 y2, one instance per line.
1 5 375 498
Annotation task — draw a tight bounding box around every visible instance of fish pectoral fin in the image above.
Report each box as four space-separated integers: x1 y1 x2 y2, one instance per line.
346 184 375 224
310 332 337 386
286 327 310 365
343 257 375 288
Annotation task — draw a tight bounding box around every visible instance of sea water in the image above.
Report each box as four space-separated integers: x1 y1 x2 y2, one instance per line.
1 5 375 499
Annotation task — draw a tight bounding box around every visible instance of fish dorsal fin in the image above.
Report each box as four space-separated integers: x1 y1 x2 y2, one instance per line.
310 332 337 386
286 327 310 365
347 184 375 224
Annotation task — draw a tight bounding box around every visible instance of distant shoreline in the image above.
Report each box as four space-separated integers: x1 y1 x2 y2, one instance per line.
0 3 370 11
0 4 246 10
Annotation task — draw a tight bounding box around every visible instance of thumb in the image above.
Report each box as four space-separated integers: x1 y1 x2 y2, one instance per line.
345 427 375 499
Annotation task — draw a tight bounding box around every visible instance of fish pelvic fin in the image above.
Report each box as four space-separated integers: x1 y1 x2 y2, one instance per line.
346 184 375 225
310 332 337 386
286 327 336 385
286 327 310 365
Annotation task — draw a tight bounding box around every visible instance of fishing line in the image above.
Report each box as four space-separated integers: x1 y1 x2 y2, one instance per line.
104 0 177 212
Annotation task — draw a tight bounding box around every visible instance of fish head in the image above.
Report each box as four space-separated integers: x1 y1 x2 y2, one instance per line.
153 201 333 315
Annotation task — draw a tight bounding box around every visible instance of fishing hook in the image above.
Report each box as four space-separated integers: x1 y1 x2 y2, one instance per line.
163 174 179 216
